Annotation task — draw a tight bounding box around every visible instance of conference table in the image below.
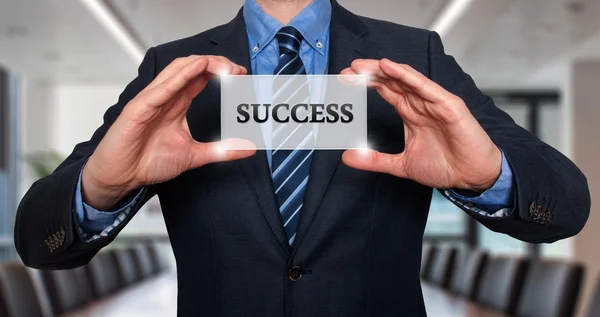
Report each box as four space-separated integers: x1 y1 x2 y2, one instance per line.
421 282 512 317
65 272 510 316
65 272 178 317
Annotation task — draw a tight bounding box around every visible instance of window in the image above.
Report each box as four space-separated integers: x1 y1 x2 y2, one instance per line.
424 191 466 237
0 68 19 262
425 91 561 258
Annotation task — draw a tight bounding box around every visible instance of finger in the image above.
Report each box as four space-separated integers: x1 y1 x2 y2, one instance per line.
347 61 401 89
214 56 238 75
164 77 212 121
234 63 248 75
212 56 247 75
340 67 354 75
342 148 405 177
379 59 447 103
375 84 410 113
146 55 244 93
182 76 211 101
229 61 246 75
142 57 209 107
143 57 233 107
190 139 257 168
144 55 203 92
337 71 369 86
350 59 390 80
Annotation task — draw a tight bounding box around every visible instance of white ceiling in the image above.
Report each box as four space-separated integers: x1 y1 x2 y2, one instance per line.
450 0 600 88
1 0 600 88
106 0 449 49
0 0 136 82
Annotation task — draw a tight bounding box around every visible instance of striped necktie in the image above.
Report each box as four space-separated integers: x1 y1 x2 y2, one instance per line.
271 26 314 245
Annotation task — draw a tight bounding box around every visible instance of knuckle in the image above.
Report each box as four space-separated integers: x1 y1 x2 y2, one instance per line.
399 64 411 70
162 82 178 95
417 78 427 91
448 95 464 106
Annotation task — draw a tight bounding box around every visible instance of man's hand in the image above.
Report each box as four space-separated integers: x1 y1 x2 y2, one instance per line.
340 59 502 192
82 55 255 210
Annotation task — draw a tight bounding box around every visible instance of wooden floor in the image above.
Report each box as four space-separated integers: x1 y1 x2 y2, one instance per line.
65 272 510 316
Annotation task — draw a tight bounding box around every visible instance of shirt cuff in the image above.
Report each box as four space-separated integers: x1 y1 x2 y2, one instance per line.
445 149 515 216
73 165 145 234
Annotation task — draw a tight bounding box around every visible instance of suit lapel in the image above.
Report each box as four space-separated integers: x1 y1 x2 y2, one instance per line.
291 0 374 250
208 9 252 73
210 9 291 255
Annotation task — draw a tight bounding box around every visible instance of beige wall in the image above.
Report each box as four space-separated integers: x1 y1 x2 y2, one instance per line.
19 81 169 235
572 60 600 317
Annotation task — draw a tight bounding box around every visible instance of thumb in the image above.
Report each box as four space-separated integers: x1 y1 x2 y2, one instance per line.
190 138 256 168
342 148 404 177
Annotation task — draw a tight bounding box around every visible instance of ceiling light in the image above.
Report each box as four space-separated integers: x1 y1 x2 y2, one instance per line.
567 1 585 13
430 0 475 38
78 0 144 64
43 52 63 62
4 25 30 39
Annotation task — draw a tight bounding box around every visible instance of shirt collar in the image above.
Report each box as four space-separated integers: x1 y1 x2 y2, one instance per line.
243 0 331 58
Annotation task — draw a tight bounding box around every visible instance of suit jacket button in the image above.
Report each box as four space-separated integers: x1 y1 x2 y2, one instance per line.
529 202 537 213
288 266 303 281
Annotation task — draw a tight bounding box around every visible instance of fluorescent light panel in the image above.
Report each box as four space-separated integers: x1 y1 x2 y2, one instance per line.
431 0 474 37
81 0 471 62
79 0 145 64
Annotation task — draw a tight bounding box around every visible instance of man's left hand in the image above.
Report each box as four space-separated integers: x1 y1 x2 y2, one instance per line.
340 59 502 193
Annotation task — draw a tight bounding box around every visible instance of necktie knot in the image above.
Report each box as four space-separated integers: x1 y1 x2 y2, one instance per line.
277 26 303 54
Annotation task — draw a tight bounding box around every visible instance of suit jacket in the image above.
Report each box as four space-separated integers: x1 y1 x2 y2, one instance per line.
14 1 590 316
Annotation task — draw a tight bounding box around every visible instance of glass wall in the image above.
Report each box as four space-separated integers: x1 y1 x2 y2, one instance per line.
0 68 20 262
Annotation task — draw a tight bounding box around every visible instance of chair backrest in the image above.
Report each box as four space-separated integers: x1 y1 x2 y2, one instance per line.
476 256 529 315
146 243 164 274
130 245 154 279
420 243 436 279
587 277 600 317
516 260 584 317
427 246 457 289
85 251 121 297
41 268 92 315
0 262 44 317
450 249 488 299
112 248 139 285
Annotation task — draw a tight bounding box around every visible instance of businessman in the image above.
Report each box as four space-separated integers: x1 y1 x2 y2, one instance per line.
15 0 590 316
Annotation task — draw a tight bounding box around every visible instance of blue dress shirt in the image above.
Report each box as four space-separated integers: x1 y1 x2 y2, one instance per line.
74 0 515 238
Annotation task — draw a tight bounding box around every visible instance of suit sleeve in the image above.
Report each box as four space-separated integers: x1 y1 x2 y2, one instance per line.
441 150 514 216
14 48 158 269
427 31 590 243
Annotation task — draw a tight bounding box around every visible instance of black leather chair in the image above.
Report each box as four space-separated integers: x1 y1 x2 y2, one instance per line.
420 243 436 279
130 245 155 280
41 268 92 315
112 248 139 286
587 277 600 317
427 246 457 289
85 251 121 297
449 249 488 299
147 243 170 274
516 260 584 317
476 256 529 315
146 243 161 274
0 262 44 317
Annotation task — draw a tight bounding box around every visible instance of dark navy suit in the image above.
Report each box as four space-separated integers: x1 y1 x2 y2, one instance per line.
15 1 590 316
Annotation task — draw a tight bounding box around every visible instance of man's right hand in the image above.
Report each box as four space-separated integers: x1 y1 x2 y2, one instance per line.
81 55 256 210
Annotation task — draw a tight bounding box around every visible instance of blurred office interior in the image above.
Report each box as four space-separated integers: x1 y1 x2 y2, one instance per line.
0 0 599 316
